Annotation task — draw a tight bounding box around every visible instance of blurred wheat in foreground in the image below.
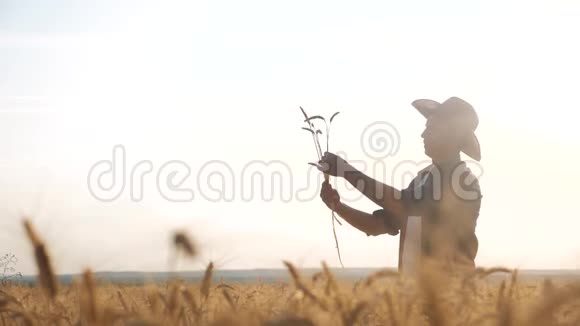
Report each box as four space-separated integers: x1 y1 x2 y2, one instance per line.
1 220 579 326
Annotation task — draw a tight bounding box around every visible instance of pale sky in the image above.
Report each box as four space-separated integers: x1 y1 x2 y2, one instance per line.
1 0 579 275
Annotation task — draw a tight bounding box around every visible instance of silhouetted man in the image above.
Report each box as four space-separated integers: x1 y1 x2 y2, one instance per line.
319 97 482 274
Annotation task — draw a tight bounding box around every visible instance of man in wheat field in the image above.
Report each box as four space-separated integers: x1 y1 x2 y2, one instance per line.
319 97 482 275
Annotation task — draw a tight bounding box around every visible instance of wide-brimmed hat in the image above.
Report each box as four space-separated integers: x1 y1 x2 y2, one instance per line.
411 96 481 161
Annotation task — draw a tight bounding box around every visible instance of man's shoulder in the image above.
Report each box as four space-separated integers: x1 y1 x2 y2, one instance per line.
404 161 482 196
417 164 435 176
451 162 483 203
457 162 482 193
402 165 432 190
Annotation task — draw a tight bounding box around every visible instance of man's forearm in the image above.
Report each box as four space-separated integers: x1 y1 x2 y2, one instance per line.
334 202 392 236
343 168 406 222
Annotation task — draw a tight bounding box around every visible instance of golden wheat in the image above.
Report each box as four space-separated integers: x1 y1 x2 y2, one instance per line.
1 219 579 325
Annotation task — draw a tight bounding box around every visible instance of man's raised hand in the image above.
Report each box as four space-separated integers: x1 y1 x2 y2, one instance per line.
320 180 340 210
317 152 351 178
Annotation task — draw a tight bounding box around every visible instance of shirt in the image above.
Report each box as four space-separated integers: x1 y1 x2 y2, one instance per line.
372 161 482 273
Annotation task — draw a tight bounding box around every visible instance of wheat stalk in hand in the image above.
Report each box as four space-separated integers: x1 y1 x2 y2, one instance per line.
300 107 344 268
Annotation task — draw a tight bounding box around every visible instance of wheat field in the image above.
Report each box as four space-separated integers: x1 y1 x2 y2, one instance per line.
1 220 579 326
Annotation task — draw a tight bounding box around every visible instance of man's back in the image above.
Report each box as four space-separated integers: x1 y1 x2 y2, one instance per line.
374 161 482 272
